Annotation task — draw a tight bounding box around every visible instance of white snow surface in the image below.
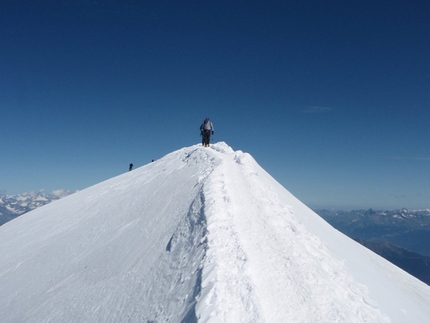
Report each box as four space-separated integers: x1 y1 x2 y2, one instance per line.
1 142 429 323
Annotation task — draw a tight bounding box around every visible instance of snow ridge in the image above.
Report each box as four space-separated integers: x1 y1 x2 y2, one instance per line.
196 143 390 322
0 142 429 323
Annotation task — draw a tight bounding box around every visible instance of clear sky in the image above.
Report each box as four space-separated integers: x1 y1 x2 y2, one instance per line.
1 0 429 210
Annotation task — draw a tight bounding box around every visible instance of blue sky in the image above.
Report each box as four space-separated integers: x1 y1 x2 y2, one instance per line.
1 0 429 210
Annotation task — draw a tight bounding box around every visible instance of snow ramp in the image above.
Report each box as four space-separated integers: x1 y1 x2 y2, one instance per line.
0 142 429 322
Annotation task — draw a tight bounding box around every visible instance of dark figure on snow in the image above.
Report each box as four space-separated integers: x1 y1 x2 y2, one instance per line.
129 163 133 171
200 118 214 147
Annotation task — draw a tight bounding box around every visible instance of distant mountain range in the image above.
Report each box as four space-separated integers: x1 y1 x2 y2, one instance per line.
0 190 75 226
356 239 430 285
316 208 430 285
316 208 430 256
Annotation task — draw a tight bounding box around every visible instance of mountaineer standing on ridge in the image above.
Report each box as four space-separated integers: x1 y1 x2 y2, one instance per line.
200 118 214 147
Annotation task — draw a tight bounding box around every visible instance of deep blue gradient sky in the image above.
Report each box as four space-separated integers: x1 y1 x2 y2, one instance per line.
1 0 429 210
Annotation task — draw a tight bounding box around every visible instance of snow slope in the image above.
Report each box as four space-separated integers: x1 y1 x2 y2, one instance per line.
0 142 429 322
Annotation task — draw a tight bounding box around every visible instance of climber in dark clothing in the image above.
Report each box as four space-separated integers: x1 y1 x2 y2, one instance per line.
200 118 214 147
129 163 133 171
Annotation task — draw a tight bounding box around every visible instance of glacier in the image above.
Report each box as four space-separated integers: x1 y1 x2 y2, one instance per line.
0 142 429 322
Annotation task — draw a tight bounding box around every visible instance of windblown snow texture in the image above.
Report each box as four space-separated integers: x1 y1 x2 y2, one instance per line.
0 142 429 322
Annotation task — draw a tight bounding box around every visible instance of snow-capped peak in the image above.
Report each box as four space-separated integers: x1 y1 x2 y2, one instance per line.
0 142 429 322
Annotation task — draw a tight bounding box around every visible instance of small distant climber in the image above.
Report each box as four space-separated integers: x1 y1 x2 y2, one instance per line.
200 118 214 147
129 163 133 171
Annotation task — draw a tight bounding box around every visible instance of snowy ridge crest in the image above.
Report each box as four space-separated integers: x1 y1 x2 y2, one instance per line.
0 142 429 322
196 144 390 322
